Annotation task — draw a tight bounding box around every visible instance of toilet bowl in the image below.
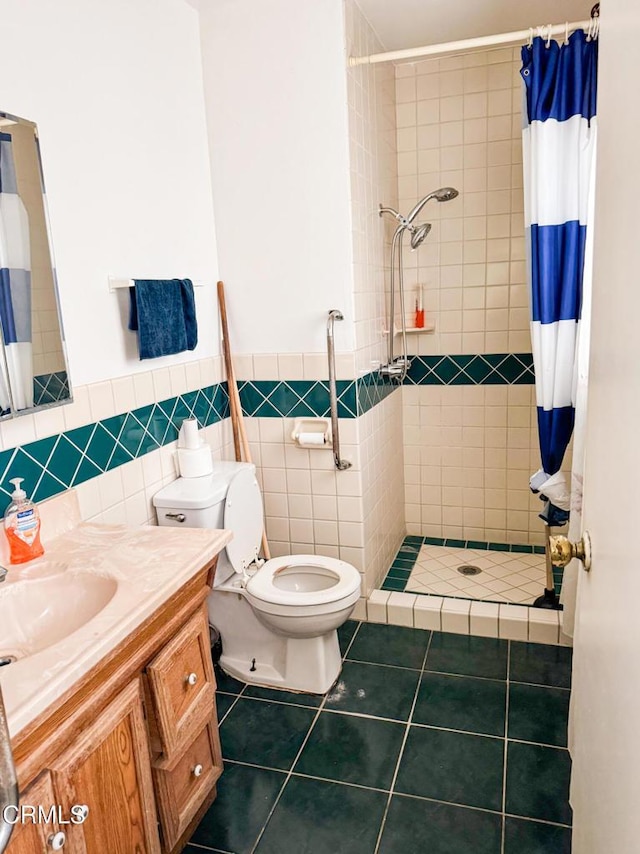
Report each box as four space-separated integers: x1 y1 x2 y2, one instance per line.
153 461 361 694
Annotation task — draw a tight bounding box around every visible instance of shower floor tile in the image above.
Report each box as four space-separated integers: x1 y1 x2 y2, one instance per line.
405 544 546 604
194 622 572 853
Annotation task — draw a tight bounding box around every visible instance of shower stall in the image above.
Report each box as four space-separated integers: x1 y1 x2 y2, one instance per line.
347 2 597 622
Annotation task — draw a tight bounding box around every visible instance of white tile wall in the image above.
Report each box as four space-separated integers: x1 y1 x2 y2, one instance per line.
394 48 528 355
246 385 404 604
402 382 572 545
345 0 398 375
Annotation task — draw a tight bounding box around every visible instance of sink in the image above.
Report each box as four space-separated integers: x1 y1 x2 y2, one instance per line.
0 573 118 662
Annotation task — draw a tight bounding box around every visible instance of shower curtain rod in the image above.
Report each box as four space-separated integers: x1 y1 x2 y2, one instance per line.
348 19 593 66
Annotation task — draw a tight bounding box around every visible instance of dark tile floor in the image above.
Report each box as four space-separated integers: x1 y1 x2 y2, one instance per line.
187 621 573 854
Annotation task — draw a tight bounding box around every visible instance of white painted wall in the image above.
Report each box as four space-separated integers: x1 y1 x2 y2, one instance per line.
0 0 219 387
198 0 355 356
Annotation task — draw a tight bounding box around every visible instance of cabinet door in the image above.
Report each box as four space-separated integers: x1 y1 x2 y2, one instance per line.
6 772 62 854
50 679 161 854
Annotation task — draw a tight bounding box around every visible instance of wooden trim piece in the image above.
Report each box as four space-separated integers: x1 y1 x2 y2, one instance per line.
13 560 216 789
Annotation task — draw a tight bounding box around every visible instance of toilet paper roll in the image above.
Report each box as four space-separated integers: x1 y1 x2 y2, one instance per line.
179 418 200 450
296 432 326 447
177 444 213 478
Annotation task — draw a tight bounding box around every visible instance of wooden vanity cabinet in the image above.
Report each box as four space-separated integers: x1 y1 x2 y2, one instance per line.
7 559 222 854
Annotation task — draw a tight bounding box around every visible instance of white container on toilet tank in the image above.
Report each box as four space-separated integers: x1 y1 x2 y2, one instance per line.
153 462 361 694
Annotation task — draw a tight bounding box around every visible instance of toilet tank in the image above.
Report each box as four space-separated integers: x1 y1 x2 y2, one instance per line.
153 461 256 584
153 474 227 529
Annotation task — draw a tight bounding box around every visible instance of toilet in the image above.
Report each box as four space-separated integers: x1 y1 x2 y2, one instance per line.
153 461 361 694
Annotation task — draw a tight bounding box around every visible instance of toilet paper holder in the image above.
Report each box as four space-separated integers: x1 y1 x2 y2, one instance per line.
291 418 332 449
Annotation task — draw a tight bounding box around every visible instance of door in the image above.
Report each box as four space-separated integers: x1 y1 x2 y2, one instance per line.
49 679 160 854
569 2 640 851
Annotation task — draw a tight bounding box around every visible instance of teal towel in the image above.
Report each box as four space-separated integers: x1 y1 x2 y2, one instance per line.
128 279 197 359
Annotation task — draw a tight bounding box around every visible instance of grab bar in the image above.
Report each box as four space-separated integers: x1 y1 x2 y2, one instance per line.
326 310 352 471
0 685 17 853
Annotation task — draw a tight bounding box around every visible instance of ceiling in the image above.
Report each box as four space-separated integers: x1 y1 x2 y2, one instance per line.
354 0 596 52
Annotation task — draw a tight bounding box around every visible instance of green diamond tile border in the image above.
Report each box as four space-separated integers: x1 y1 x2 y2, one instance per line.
33 371 70 407
404 354 535 387
0 352 536 516
0 382 231 515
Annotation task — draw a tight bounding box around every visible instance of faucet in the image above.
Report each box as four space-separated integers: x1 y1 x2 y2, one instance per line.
0 567 6 584
0 684 17 853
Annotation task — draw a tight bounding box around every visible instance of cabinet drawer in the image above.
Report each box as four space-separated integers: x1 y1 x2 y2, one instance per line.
146 606 215 756
153 720 222 850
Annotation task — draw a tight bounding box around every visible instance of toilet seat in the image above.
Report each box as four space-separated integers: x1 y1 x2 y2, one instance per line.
245 554 361 608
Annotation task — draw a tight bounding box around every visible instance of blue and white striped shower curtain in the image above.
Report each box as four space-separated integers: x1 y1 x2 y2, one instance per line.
521 30 598 527
0 131 32 412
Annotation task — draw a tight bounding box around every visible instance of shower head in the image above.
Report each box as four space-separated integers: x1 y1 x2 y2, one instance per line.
409 222 431 250
406 186 459 223
432 187 459 202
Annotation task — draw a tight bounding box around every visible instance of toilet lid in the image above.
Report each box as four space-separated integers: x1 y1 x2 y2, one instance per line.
224 467 264 573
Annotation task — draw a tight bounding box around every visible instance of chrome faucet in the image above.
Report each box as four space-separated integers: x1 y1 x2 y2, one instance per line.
0 567 6 584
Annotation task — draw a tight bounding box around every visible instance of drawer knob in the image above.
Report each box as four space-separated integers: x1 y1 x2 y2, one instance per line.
193 763 204 778
48 832 66 850
186 672 198 686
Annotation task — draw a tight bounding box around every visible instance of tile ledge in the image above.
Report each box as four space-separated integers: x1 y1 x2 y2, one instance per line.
365 591 572 646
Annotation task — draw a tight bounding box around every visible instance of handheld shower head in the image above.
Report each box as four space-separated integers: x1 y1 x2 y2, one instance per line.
432 187 459 202
406 186 459 223
410 222 431 250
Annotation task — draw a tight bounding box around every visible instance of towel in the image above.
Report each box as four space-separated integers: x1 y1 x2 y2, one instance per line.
128 279 197 360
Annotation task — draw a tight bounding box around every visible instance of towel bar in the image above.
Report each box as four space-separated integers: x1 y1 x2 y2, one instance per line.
108 277 206 292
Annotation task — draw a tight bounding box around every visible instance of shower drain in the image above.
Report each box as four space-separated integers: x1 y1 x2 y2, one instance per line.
457 564 481 577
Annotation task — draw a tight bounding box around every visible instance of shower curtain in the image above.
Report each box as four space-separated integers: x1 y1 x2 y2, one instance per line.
0 131 33 412
521 30 598 631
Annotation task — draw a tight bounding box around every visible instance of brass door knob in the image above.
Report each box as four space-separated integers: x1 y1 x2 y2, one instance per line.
548 532 592 571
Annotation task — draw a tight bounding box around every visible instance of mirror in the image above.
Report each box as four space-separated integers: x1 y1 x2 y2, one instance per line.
0 111 71 418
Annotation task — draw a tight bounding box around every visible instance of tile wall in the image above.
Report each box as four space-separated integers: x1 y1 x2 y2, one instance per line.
343 0 405 588
231 350 403 596
394 47 568 546
0 357 234 535
395 47 528 354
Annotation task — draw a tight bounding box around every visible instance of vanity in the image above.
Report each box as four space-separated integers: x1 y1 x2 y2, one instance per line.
0 493 231 854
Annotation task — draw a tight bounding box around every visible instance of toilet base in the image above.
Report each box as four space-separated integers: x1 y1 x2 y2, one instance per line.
209 586 343 694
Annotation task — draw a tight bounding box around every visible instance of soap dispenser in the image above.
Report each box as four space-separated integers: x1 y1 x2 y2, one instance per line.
4 478 44 564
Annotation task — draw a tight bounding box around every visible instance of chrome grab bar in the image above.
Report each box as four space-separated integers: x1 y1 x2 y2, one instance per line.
0 684 17 853
326 310 352 471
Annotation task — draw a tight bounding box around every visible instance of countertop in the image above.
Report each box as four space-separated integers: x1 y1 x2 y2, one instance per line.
0 511 231 738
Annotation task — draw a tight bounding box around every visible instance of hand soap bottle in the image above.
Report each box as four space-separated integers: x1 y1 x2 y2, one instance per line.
4 478 44 564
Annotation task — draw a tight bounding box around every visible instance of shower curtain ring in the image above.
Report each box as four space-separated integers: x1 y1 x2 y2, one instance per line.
528 27 534 48
564 21 569 45
545 24 553 48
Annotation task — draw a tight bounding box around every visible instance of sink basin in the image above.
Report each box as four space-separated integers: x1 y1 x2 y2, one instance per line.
0 573 118 662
